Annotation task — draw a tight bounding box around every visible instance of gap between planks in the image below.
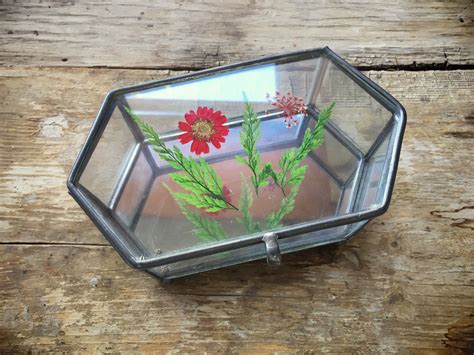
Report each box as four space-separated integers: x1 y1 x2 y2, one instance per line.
0 241 111 247
3 63 474 72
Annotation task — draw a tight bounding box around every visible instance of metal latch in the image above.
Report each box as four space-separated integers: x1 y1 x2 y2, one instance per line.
262 232 282 266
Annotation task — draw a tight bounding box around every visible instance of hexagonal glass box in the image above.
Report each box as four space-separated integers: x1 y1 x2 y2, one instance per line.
68 48 406 281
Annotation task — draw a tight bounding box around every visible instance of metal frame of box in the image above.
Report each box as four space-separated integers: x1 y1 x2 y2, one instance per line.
67 47 406 274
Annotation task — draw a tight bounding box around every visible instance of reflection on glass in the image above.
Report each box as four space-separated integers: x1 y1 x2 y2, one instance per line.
127 64 277 102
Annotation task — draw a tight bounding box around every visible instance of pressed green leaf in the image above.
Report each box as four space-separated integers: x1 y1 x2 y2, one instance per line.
271 102 335 195
266 182 302 229
234 155 248 165
171 191 227 212
165 185 227 242
236 98 273 195
236 175 259 233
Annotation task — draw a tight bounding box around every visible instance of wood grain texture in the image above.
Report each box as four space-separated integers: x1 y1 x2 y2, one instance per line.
0 68 473 352
0 0 472 69
0 233 472 352
0 68 187 245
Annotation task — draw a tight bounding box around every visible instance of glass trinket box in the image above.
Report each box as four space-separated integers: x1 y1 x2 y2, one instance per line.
67 47 406 281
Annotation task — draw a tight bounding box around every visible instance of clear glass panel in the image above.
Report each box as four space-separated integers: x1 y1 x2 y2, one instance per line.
132 116 343 255
314 60 392 153
312 126 359 185
125 57 322 136
357 128 393 211
338 173 357 215
114 152 153 227
79 104 136 205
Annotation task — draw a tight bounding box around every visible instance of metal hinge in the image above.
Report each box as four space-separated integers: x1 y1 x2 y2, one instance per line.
262 232 282 266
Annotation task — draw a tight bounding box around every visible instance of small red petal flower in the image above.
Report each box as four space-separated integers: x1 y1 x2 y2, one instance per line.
178 106 229 155
267 91 307 128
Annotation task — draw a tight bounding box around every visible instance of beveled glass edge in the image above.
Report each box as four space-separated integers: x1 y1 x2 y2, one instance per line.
67 47 407 269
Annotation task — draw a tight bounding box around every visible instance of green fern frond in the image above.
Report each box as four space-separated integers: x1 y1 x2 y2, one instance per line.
236 175 260 233
269 102 335 196
265 182 302 229
235 97 270 195
164 184 227 242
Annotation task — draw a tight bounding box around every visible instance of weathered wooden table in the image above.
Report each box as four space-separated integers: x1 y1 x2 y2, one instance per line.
1 1 473 353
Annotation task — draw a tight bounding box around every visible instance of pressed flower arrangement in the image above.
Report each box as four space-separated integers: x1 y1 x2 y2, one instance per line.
125 97 335 243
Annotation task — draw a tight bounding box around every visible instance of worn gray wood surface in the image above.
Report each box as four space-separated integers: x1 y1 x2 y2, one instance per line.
0 0 472 69
1 0 473 352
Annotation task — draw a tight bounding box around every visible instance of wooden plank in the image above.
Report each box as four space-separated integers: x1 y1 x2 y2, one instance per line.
0 0 472 68
0 68 179 245
1 68 473 245
0 236 472 353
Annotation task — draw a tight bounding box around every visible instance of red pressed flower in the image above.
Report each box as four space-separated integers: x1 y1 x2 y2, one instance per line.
178 106 229 155
267 91 307 128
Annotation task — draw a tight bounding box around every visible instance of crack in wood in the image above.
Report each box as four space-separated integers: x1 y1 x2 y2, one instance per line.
443 131 474 139
443 314 474 354
7 63 474 72
431 206 474 231
0 241 111 247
